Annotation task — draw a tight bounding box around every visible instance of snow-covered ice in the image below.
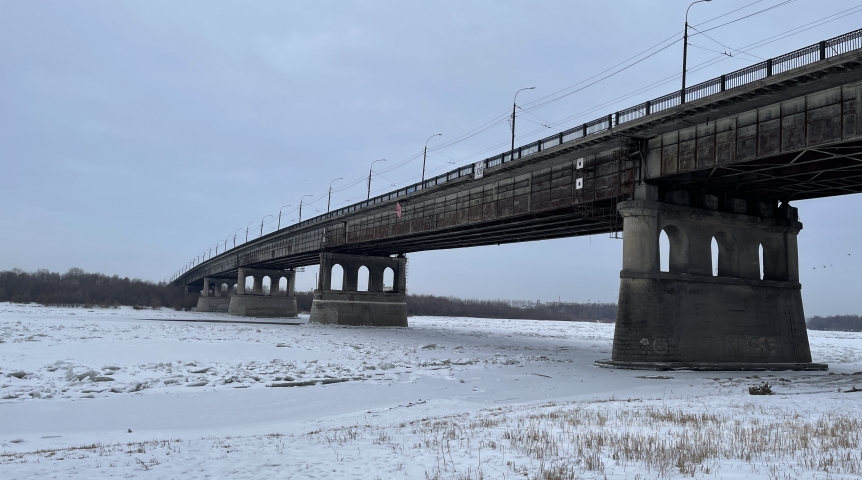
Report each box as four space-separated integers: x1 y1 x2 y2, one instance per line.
1 303 861 478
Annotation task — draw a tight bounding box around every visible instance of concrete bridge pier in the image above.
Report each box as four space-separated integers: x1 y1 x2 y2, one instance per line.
310 253 408 326
600 193 826 371
227 268 298 317
196 277 235 312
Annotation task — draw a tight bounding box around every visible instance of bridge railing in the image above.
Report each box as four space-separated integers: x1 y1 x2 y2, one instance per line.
172 28 862 284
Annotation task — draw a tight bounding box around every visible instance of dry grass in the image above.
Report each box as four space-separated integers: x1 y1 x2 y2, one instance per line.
749 382 773 395
300 399 862 479
4 399 860 478
0 438 182 468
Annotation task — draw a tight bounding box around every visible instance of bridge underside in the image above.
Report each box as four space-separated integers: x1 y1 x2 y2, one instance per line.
182 201 623 287
652 140 862 202
182 138 862 289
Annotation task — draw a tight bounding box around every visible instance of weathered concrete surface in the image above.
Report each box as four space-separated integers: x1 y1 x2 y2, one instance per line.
595 359 827 371
227 295 298 318
608 200 820 368
195 296 231 313
612 274 811 363
227 268 297 318
309 253 408 326
309 291 408 327
234 268 295 297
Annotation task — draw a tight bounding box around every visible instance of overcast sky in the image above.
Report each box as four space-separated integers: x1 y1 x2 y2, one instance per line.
2 0 861 316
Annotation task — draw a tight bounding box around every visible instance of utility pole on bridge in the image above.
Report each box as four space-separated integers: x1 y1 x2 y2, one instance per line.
299 194 313 223
511 87 535 154
682 0 712 104
260 215 273 237
277 205 291 230
421 134 442 185
327 178 342 212
367 159 386 199
245 221 254 243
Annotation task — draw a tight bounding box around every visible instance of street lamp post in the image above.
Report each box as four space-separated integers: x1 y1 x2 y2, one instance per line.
511 87 535 154
327 178 343 213
421 134 442 185
260 215 273 237
277 205 292 230
208 244 217 259
367 159 386 200
682 0 712 104
245 221 255 243
216 240 224 256
233 228 242 248
298 195 313 222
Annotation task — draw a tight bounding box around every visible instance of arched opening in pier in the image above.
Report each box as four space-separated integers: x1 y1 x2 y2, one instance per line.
330 264 344 290
659 230 670 273
357 266 369 292
262 276 272 295
278 277 288 295
711 237 719 276
383 267 395 292
759 244 765 280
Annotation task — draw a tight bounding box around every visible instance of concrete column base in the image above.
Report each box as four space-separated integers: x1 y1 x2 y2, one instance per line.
595 359 827 371
196 296 231 313
309 291 407 326
227 295 298 318
612 272 815 365
610 199 822 370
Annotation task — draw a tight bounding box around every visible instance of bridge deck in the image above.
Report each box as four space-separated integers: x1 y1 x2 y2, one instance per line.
173 31 862 287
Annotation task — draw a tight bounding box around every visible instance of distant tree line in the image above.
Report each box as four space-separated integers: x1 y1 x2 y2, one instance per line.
0 268 196 310
1 268 616 322
296 290 314 313
807 315 862 332
404 293 617 321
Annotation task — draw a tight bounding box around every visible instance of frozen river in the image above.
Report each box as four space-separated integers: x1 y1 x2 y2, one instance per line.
1 304 861 478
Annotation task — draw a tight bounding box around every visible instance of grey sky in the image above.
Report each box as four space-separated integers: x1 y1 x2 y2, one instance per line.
2 0 861 316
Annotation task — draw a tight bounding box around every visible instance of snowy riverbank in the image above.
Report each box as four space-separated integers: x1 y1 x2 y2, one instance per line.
1 304 861 478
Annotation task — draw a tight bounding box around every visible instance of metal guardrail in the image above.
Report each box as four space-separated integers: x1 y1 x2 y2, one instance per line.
171 28 862 283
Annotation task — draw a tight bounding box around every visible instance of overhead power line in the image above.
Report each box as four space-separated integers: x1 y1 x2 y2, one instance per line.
191 1 860 265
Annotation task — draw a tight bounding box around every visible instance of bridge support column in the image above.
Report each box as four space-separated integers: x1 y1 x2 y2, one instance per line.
598 200 826 371
196 277 233 313
236 268 246 295
310 253 408 326
227 269 298 318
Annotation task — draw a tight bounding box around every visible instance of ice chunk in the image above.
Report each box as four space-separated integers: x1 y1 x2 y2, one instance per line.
75 370 99 381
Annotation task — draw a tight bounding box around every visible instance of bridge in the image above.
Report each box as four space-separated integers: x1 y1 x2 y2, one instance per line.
172 29 862 370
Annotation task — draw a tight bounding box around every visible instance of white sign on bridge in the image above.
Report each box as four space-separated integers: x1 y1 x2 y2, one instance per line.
473 161 484 180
